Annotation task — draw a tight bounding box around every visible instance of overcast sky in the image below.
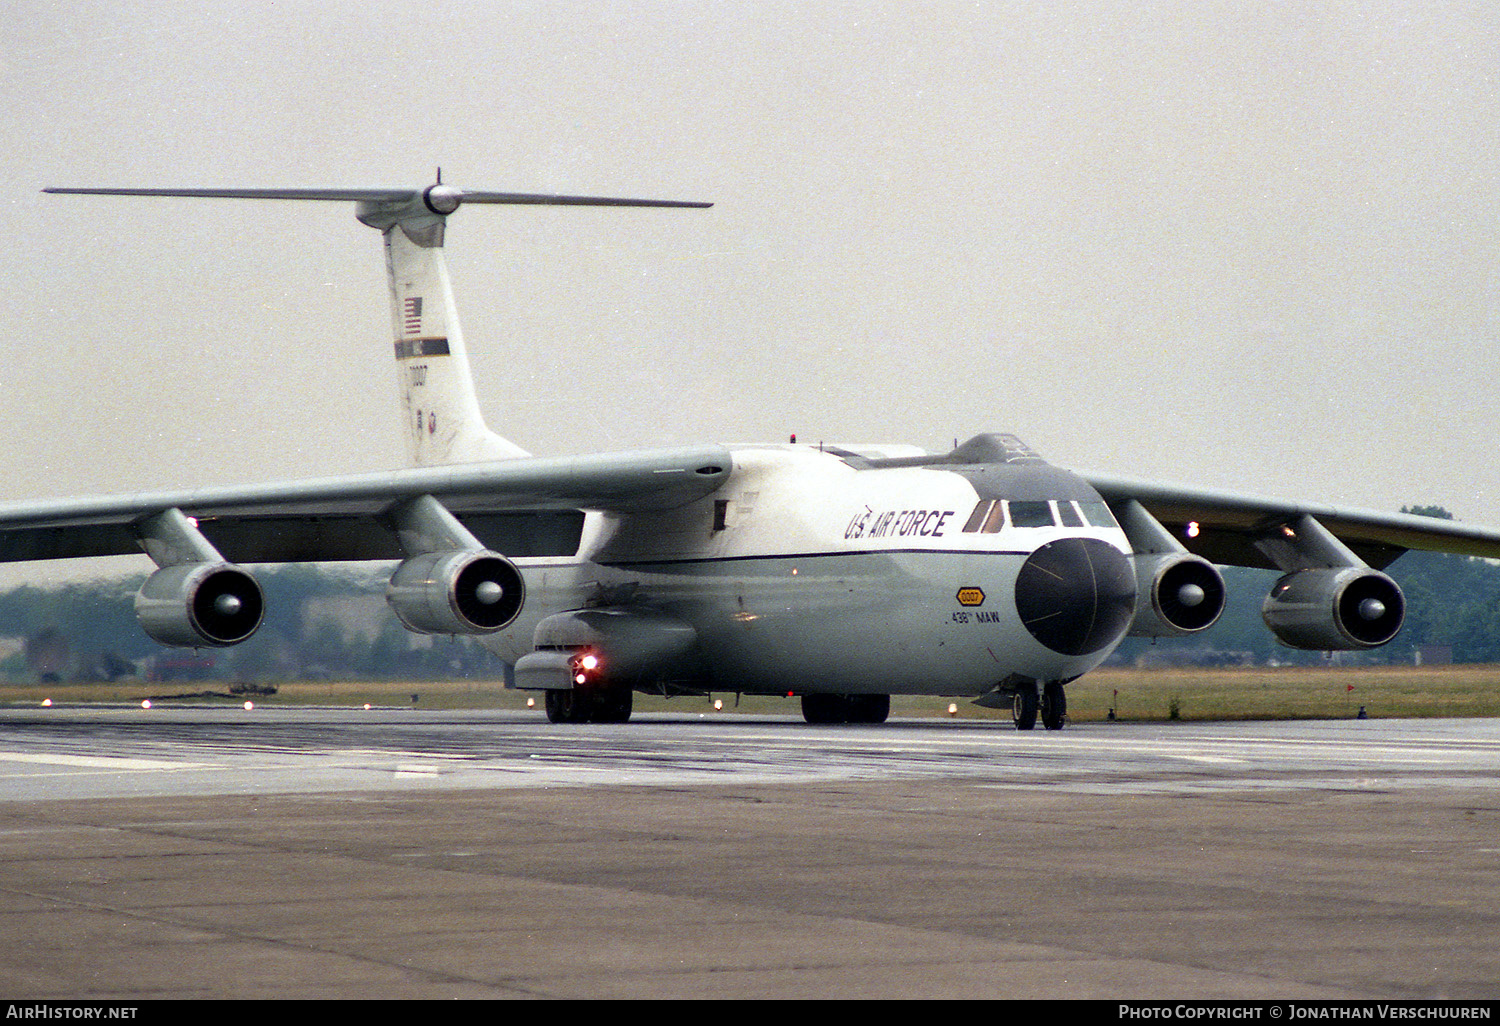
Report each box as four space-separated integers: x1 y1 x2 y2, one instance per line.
4 1 1498 580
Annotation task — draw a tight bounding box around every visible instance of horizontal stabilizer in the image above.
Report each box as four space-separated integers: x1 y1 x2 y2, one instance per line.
44 185 711 212
46 179 711 469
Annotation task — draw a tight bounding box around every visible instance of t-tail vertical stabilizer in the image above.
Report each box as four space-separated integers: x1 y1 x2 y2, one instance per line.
356 188 527 466
44 181 711 468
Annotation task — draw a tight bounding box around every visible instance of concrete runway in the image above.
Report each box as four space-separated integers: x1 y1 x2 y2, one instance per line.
0 705 1497 999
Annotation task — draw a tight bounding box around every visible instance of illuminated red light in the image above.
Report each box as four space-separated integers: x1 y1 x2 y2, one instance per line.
570 651 602 686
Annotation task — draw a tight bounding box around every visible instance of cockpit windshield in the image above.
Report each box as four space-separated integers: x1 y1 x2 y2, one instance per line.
960 499 1117 533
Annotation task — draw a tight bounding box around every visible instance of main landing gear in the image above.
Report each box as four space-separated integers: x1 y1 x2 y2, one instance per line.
544 684 634 724
1012 681 1066 731
801 693 891 725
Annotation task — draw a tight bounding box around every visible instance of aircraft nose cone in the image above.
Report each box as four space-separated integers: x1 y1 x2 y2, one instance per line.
1015 537 1137 656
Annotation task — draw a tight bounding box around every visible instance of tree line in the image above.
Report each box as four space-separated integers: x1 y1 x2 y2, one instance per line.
0 564 508 684
1115 506 1500 667
1 506 1497 683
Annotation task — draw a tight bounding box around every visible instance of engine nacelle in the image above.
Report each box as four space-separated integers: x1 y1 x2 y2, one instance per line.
1128 553 1226 637
135 562 264 648
1262 568 1405 650
386 550 524 635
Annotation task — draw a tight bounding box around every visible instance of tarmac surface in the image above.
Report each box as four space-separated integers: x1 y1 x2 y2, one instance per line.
0 705 1497 1000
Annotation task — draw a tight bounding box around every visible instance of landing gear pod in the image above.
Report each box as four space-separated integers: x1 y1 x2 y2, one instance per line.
386 550 525 634
1128 553 1226 637
1262 568 1405 649
135 563 264 647
527 607 697 679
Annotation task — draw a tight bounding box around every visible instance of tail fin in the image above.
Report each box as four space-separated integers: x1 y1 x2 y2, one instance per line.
377 214 528 465
45 182 710 467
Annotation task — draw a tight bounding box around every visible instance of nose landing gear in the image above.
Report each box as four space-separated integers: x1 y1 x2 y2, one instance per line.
1012 681 1067 731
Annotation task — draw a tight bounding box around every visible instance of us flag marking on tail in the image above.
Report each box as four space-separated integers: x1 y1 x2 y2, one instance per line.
403 297 423 335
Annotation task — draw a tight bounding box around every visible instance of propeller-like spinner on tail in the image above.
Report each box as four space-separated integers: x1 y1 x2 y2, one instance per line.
45 180 711 466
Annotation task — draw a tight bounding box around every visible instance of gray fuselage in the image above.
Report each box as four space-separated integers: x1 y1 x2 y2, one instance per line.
486 444 1138 697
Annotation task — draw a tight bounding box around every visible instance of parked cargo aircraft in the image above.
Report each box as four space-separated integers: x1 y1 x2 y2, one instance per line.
8 182 1500 728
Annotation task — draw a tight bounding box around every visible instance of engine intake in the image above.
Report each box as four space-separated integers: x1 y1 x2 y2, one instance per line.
1128 553 1226 637
1262 568 1405 650
386 550 524 635
135 562 264 648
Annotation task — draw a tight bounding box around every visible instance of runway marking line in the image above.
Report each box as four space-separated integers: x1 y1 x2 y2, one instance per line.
0 751 213 771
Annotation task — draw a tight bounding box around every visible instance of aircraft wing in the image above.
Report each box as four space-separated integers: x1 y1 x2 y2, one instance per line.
0 447 732 565
1082 471 1500 571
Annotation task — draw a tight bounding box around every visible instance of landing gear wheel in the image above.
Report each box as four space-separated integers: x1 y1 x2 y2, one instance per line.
545 686 633 724
802 693 891 725
595 686 634 724
1041 681 1067 731
847 694 890 724
545 688 587 724
1012 685 1038 731
802 693 848 724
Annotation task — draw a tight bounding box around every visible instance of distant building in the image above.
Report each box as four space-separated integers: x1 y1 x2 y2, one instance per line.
1133 648 1255 669
146 654 217 682
1414 645 1453 666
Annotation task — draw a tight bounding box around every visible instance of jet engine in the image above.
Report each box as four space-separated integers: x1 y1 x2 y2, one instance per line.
386 549 524 635
1261 567 1405 650
135 562 264 648
1128 553 1226 637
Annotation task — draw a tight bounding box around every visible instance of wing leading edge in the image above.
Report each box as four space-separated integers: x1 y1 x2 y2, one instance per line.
0 447 732 565
1083 470 1500 570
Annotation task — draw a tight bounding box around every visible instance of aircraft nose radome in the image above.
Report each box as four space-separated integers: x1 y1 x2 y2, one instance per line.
1015 537 1136 657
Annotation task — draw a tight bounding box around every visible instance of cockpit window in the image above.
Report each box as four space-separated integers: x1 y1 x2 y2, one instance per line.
1007 500 1055 528
962 500 993 533
968 499 1099 531
981 501 1005 533
962 499 1009 533
1078 501 1118 529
